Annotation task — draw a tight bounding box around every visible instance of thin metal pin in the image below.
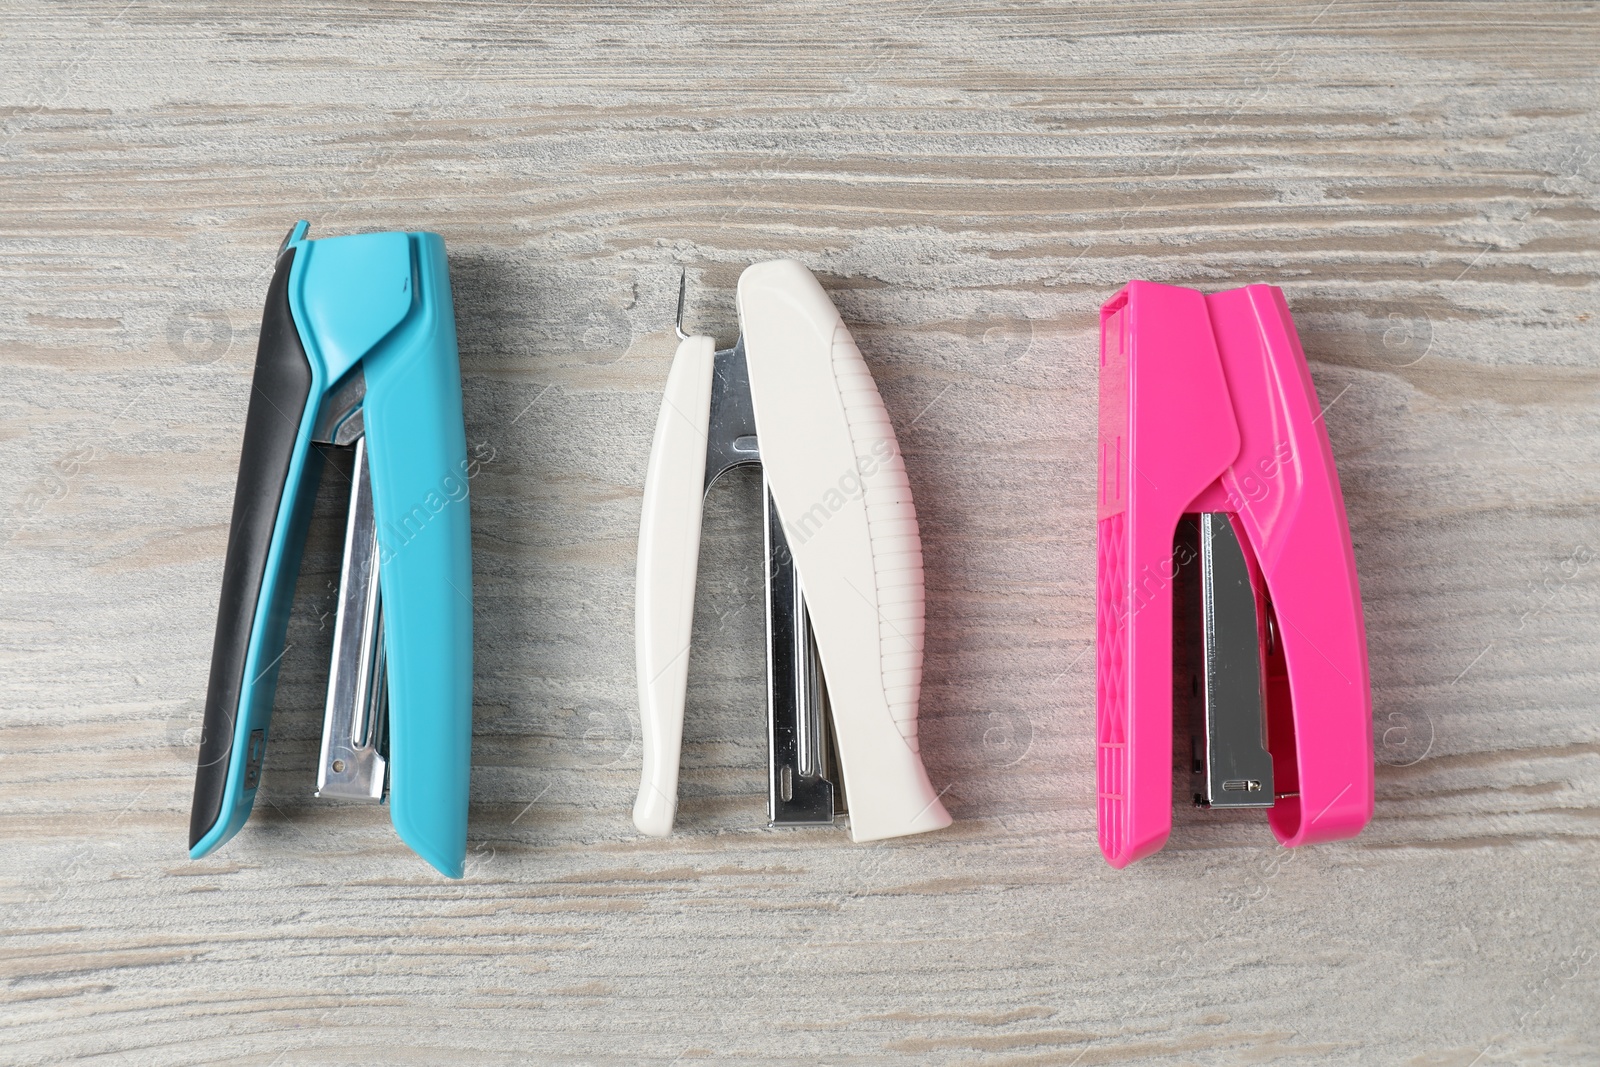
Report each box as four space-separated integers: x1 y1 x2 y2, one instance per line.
674 268 690 341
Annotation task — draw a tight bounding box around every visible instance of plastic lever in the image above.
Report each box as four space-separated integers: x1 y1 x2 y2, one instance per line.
189 239 321 854
1206 285 1372 848
633 335 716 837
738 261 950 842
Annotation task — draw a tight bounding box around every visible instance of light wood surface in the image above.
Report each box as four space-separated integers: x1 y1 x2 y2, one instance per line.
3 2 1598 1063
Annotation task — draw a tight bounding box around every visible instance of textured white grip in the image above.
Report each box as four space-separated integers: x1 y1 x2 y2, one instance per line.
633 336 715 837
739 261 951 842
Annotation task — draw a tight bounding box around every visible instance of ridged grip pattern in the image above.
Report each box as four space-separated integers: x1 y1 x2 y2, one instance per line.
741 259 949 841
1095 512 1129 862
831 323 926 750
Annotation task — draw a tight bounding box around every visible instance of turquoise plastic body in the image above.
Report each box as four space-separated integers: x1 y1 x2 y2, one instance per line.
189 223 473 877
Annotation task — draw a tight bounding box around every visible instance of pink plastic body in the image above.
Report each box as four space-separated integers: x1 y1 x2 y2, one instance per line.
1096 280 1373 869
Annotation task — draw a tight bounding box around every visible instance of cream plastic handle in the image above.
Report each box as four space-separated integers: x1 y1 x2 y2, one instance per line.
738 261 951 841
632 335 715 837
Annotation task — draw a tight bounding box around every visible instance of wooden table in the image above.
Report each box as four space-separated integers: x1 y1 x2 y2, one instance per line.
4 3 1597 1062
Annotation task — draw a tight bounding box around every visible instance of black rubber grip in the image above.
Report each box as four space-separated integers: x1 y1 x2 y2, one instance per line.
189 247 314 848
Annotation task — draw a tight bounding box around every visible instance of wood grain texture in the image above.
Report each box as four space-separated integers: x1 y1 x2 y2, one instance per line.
3 2 1598 1063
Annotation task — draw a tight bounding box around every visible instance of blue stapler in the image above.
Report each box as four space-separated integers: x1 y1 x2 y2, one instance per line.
188 221 473 877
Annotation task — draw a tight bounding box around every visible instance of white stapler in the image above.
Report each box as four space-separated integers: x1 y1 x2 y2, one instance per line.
633 261 952 842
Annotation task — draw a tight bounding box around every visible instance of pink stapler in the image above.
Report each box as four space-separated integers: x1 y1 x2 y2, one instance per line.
1095 280 1373 868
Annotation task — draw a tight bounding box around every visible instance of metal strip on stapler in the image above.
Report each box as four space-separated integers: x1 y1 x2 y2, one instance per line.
316 433 388 802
